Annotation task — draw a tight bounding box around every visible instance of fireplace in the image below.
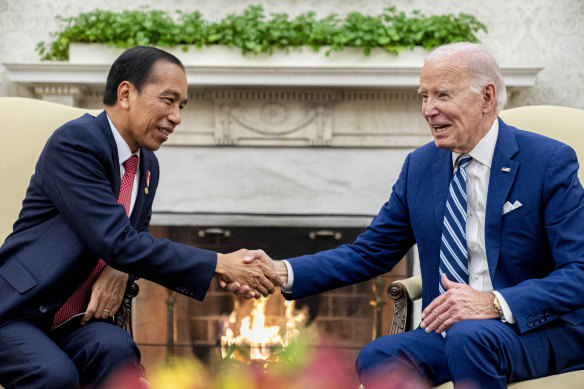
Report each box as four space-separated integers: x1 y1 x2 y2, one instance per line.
134 225 408 372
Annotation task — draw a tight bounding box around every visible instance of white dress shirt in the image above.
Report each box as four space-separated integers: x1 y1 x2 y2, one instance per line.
107 114 140 216
284 118 515 324
453 119 514 323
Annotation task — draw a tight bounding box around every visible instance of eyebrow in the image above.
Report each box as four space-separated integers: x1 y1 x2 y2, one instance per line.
417 87 451 95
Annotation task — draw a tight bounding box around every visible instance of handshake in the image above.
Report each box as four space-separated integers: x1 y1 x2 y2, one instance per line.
215 249 288 299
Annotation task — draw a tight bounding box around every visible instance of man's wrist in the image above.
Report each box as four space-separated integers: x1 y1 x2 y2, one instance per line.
214 253 226 277
274 260 288 285
492 292 508 323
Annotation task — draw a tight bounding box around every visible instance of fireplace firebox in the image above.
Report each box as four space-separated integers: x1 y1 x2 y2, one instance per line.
133 225 408 372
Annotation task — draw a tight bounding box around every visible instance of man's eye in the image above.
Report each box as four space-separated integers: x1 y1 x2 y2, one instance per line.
163 97 174 104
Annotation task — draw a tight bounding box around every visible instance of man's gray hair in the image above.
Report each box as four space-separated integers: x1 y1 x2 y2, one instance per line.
425 42 507 113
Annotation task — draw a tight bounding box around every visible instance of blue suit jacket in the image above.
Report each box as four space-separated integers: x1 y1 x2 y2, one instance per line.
0 111 217 324
287 118 584 334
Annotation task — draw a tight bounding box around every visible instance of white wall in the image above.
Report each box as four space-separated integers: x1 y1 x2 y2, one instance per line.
1 0 583 109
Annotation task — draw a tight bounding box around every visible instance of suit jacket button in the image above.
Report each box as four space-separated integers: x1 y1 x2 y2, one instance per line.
38 305 48 313
545 313 551 320
538 314 545 322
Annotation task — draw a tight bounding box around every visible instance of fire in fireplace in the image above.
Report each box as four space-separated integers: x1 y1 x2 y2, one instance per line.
220 298 307 362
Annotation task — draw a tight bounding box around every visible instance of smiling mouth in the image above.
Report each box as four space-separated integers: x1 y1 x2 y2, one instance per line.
157 127 171 136
432 124 451 133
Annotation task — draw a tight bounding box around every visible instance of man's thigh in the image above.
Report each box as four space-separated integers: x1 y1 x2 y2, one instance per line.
53 321 141 386
446 318 584 384
356 328 450 386
0 320 78 389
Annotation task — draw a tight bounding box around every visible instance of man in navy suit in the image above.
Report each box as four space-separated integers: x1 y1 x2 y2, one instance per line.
0 46 281 388
239 42 584 388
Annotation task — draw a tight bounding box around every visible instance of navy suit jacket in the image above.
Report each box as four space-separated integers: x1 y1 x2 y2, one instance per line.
0 111 217 324
286 118 584 334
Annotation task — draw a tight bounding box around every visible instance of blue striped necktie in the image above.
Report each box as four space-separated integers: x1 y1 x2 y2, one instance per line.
439 155 472 295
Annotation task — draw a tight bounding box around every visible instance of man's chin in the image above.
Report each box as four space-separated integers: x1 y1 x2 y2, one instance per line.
143 140 165 151
433 139 453 151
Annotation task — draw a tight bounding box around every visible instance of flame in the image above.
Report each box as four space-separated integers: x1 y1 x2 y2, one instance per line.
220 298 306 362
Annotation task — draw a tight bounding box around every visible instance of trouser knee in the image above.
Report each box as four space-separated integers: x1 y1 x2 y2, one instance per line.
356 334 425 378
356 337 397 375
93 328 140 370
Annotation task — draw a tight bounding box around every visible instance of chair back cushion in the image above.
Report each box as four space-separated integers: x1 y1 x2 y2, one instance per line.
500 105 584 181
0 97 101 242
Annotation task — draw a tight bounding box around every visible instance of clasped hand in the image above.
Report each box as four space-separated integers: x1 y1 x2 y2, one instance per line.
420 273 499 333
216 249 286 299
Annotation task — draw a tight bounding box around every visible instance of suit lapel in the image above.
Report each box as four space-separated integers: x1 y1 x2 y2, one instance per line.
433 148 453 233
96 111 122 194
130 149 150 226
485 118 519 281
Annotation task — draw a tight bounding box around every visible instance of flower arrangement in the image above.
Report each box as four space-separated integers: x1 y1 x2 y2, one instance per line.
98 334 433 389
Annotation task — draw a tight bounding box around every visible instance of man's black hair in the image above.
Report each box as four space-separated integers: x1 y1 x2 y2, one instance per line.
102 46 185 106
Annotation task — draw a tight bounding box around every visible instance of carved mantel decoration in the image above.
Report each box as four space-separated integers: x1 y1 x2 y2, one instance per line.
212 90 335 147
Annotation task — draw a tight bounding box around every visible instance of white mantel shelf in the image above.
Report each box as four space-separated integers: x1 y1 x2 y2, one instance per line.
3 62 542 88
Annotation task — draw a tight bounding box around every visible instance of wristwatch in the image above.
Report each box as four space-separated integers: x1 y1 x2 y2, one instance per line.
493 294 508 323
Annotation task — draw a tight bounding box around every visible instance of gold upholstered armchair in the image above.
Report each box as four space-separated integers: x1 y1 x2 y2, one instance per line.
387 105 584 388
0 97 138 333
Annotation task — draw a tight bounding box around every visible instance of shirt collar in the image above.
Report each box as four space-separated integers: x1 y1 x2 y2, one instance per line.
106 114 140 166
452 118 499 169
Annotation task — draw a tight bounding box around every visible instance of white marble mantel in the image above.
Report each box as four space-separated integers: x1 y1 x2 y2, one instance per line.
2 48 542 148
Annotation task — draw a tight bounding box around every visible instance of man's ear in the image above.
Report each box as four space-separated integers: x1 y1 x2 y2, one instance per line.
482 83 497 113
117 81 134 110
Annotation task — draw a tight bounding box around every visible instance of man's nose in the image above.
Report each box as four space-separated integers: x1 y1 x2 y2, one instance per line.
168 106 182 125
423 98 438 118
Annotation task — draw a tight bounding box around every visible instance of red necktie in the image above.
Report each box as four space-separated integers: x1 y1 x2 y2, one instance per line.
52 155 139 330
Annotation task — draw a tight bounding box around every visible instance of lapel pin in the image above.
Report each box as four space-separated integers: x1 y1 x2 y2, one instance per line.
145 170 150 194
501 167 511 173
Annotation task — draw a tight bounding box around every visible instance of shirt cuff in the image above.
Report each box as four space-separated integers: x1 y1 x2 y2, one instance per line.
493 290 516 324
282 260 294 293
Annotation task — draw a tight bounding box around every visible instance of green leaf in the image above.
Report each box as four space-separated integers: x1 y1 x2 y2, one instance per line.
36 5 488 61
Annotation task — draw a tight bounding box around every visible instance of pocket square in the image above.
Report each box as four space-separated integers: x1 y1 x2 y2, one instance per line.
503 200 523 215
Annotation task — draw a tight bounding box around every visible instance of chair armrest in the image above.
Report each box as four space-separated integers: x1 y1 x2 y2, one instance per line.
114 280 140 336
387 275 422 334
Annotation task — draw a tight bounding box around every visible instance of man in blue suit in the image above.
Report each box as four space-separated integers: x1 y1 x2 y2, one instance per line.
239 42 584 388
0 46 281 388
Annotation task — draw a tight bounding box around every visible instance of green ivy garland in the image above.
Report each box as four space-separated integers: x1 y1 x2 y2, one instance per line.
37 5 487 61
